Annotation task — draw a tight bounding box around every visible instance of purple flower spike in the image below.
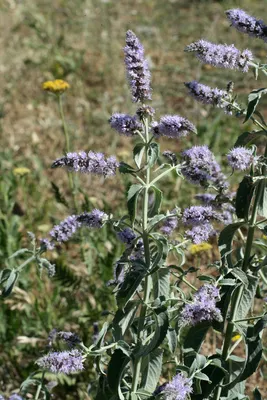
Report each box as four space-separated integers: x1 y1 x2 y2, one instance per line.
76 209 108 228
155 115 196 139
158 373 193 400
36 349 84 374
180 284 222 326
109 113 142 136
185 223 216 244
185 39 253 72
52 151 118 177
227 147 255 170
56 331 81 348
185 81 232 113
226 9 267 42
182 145 228 190
161 211 178 236
50 215 80 243
117 228 136 245
124 30 152 103
182 205 221 226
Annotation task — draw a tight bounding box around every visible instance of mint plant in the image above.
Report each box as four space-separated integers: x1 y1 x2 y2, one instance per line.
1 7 267 400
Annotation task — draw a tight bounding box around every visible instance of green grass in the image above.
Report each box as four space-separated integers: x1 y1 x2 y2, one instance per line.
1 0 267 398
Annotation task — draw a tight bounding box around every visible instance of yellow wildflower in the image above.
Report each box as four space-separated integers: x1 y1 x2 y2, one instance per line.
13 167 31 177
189 243 212 255
263 235 267 240
42 79 70 94
232 334 241 342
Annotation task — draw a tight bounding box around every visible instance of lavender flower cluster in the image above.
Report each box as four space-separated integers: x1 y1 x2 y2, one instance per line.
109 113 142 136
48 329 81 349
41 209 108 249
227 147 256 170
182 205 219 244
180 284 222 326
36 349 84 374
117 228 136 245
0 396 23 400
52 151 118 177
153 115 197 139
160 210 179 236
124 30 151 102
185 39 253 72
185 81 231 113
226 8 267 42
155 373 193 400
181 145 228 190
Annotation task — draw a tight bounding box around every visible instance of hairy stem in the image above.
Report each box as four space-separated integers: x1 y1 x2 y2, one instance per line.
131 116 151 394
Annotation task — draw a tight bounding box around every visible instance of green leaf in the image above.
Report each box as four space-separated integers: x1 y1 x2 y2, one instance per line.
147 142 160 167
8 248 31 259
150 234 168 273
147 214 166 232
135 307 169 358
253 388 262 400
148 186 162 218
119 162 136 174
244 88 267 123
235 274 258 320
235 176 254 220
1 269 19 297
167 328 177 354
152 268 170 299
95 374 113 400
194 372 211 382
258 181 267 218
127 184 143 223
51 182 69 208
116 261 147 309
133 143 146 169
140 348 163 392
107 349 130 395
183 322 211 352
193 363 228 399
234 131 266 147
113 302 138 340
218 222 245 268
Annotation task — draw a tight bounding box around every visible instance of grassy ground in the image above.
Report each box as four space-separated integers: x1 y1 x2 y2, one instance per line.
0 0 267 398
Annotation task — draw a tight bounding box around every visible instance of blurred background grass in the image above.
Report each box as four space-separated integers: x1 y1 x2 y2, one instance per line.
0 0 267 398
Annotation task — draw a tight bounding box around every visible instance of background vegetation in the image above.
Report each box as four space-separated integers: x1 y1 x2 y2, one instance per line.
0 0 266 398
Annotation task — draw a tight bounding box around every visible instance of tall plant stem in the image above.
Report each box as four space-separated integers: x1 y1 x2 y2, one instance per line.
131 116 152 394
34 371 45 400
58 95 78 213
213 142 267 400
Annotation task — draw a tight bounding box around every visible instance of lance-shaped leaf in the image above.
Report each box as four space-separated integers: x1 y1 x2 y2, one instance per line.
127 184 143 223
234 131 266 147
258 180 267 218
235 175 254 220
0 269 19 297
116 261 147 309
148 185 162 218
140 348 163 393
147 142 160 167
152 267 170 299
218 222 245 268
107 349 130 397
133 142 146 169
113 301 138 341
244 88 267 123
134 306 169 358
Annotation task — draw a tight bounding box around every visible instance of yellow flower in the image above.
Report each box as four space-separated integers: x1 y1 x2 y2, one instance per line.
189 243 212 255
232 334 241 342
13 167 31 177
42 79 70 94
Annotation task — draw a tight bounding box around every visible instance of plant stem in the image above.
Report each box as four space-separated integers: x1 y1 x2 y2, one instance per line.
131 116 151 394
34 371 45 400
58 95 78 213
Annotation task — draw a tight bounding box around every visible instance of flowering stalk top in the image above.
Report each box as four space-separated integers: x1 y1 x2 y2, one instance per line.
153 115 196 139
227 147 256 170
180 284 222 326
52 151 119 177
185 39 253 72
226 9 267 42
124 30 152 102
109 113 142 136
155 373 193 400
36 349 84 374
